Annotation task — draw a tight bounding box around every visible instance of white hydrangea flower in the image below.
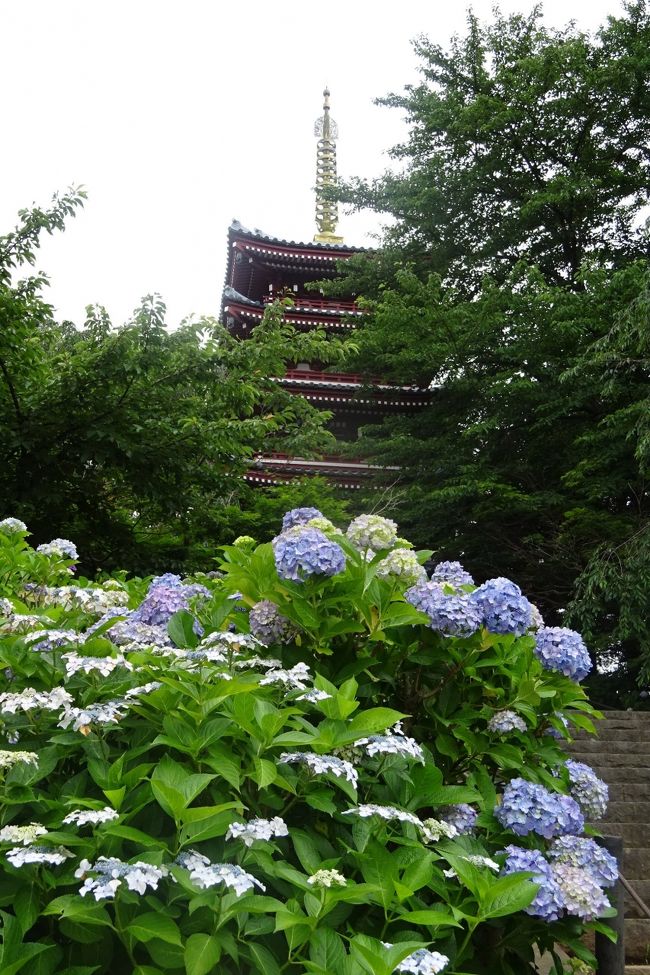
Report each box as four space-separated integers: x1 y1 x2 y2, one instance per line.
354 724 425 763
0 750 38 769
295 688 332 703
176 851 265 896
123 681 162 699
0 597 13 616
382 945 450 974
463 854 500 871
0 613 46 634
419 818 459 842
199 631 260 652
58 701 126 733
278 752 358 788
62 807 119 827
24 629 82 651
7 845 72 867
259 662 311 690
307 868 347 888
342 804 422 828
225 816 288 847
233 656 283 671
0 687 73 714
0 823 48 845
76 856 168 899
62 653 133 677
0 517 27 534
37 586 126 615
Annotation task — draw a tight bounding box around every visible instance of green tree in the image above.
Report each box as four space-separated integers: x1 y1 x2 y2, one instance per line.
337 2 650 291
0 192 346 573
327 3 650 700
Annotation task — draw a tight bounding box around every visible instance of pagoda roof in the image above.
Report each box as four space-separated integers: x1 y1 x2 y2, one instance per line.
229 220 365 255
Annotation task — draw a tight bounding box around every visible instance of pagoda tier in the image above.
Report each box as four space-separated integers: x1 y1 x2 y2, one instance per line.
221 220 429 488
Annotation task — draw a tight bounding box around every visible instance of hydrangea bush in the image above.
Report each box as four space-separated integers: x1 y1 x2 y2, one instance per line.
0 513 614 974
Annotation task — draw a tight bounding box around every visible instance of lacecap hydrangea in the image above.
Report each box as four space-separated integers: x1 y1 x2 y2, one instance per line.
534 627 592 682
495 777 584 838
346 514 397 551
471 577 533 636
405 580 482 637
272 526 346 583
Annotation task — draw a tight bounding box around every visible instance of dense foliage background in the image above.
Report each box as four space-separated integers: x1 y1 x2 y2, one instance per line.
325 1 650 703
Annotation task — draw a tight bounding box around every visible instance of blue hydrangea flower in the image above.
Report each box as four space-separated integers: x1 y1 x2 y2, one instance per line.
405 580 482 637
0 518 27 534
430 560 474 587
281 507 323 531
438 804 477 835
249 600 296 645
495 777 584 838
534 627 592 682
132 581 208 628
549 836 618 888
346 514 397 551
565 760 608 820
502 845 565 921
36 538 78 561
272 527 346 583
150 573 183 589
550 862 610 920
487 710 527 734
470 577 533 636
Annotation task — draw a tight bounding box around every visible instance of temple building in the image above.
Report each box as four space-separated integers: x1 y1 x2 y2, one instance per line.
221 89 429 490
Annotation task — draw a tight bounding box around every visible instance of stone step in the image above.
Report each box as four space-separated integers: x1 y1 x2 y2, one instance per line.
569 754 650 769
596 824 650 846
604 802 650 823
616 849 650 879
626 967 650 974
609 784 650 802
570 740 650 755
625 918 650 963
589 766 650 784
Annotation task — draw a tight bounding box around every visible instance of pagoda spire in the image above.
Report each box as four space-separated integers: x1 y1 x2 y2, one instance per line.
314 87 343 244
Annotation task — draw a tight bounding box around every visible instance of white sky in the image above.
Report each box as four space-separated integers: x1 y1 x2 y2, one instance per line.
1 0 623 327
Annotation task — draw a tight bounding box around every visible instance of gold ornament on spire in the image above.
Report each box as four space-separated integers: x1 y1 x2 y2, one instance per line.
314 87 343 243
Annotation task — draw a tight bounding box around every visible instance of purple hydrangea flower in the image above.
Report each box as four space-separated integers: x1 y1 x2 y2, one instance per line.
249 601 296 645
534 627 592 682
565 760 608 820
495 777 584 838
405 580 482 637
281 507 323 531
438 804 477 835
487 710 527 734
502 845 565 921
430 560 474 587
272 527 346 583
549 836 618 888
132 581 209 628
470 577 533 636
551 862 610 920
150 573 183 589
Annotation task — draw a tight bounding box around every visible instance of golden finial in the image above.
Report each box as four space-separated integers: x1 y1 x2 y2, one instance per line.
314 87 343 244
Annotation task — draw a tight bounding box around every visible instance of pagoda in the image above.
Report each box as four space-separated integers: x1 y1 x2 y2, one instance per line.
221 89 429 489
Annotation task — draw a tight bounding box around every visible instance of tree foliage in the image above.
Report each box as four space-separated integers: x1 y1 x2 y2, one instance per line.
0 192 347 574
331 3 650 701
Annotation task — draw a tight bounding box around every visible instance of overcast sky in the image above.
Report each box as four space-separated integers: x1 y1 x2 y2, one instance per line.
1 0 623 327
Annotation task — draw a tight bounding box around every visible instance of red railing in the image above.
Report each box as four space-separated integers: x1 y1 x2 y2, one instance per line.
262 295 360 314
282 369 365 384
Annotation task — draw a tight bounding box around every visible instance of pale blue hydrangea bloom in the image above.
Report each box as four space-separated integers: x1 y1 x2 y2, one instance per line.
346 514 398 551
381 944 450 975
76 856 168 899
36 538 78 560
487 710 527 734
272 526 346 582
0 518 27 534
551 862 610 920
549 836 618 888
225 816 288 847
438 804 477 835
354 728 425 763
249 600 296 645
430 560 474 587
495 777 584 838
376 548 427 587
565 760 608 820
471 577 533 636
405 580 482 637
501 845 565 921
282 507 323 531
534 627 592 682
